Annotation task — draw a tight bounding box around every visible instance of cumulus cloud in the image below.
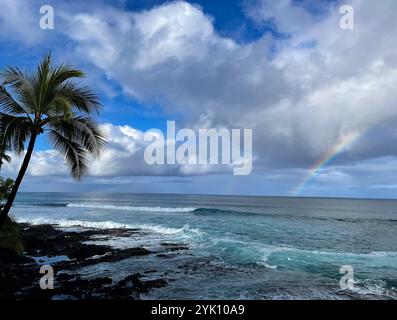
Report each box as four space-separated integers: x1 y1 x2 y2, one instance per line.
58 1 289 126
50 0 397 168
3 123 172 178
251 0 397 166
2 123 243 179
1 0 397 195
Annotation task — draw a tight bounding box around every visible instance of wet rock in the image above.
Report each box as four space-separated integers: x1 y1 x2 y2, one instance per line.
1 223 179 300
56 273 74 282
117 273 142 287
143 279 167 289
0 248 21 263
117 274 167 294
144 269 157 274
161 243 189 251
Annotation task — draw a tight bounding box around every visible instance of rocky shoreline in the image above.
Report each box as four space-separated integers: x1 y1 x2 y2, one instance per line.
0 223 188 300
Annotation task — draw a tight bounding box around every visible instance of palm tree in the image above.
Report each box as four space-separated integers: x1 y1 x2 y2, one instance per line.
0 53 106 230
0 177 14 210
0 152 11 167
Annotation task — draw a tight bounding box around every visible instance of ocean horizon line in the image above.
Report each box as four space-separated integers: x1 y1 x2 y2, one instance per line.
16 191 397 202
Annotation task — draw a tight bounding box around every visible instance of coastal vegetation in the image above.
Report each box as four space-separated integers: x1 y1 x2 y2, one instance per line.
0 177 22 255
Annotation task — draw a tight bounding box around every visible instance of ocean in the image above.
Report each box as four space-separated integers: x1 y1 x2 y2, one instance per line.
11 193 397 300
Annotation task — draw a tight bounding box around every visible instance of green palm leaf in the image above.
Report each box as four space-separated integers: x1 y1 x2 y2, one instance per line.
49 129 89 180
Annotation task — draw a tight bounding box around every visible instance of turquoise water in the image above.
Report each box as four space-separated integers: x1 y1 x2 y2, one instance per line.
12 193 397 299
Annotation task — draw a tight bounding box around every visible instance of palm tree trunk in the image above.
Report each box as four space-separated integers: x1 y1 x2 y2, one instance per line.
0 133 37 230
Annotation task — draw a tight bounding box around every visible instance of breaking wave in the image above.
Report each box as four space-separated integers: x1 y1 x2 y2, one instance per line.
66 203 197 213
15 216 202 238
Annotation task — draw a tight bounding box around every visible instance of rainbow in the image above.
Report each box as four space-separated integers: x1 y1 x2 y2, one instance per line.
291 130 363 196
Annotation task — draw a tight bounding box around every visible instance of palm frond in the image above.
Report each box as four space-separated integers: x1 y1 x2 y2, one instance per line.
0 176 14 199
52 81 102 114
34 53 52 113
0 153 11 166
0 66 26 87
49 64 85 87
0 85 30 116
0 113 33 155
48 130 89 180
46 96 74 120
0 67 37 114
48 116 106 158
40 61 85 112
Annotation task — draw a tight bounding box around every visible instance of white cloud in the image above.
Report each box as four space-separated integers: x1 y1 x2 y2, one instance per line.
0 0 42 44
2 0 397 195
54 0 397 168
60 1 288 126
2 122 240 179
244 0 397 166
247 0 318 34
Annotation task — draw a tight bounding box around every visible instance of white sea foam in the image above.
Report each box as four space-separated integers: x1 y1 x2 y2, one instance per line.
16 216 199 235
17 217 133 230
66 203 197 213
32 255 70 265
346 279 397 299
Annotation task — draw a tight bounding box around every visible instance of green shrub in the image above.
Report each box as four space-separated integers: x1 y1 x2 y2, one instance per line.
0 216 23 255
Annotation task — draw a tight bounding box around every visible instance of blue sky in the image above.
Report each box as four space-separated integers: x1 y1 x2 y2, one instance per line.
1 0 397 198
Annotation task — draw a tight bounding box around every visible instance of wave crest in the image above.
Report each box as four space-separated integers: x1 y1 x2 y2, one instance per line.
15 217 202 237
66 203 197 213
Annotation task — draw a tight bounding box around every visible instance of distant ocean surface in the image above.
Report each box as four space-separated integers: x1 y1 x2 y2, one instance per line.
12 193 397 300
